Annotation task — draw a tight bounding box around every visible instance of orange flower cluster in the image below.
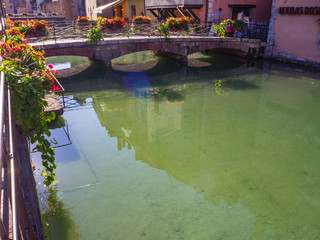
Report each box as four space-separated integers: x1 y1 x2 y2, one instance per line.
166 17 191 32
6 18 49 38
76 16 90 22
132 15 152 24
97 17 127 30
1 29 59 92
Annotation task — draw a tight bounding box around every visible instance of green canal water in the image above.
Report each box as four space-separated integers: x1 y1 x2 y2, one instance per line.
33 52 320 240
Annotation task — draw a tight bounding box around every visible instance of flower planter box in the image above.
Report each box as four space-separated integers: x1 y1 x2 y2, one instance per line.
101 28 122 34
133 23 151 32
76 23 91 31
225 32 234 37
132 15 152 25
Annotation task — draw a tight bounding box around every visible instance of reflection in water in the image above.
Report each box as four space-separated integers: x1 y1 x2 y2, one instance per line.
112 51 160 72
90 76 320 239
46 56 92 78
47 62 71 71
213 80 224 96
46 56 89 69
32 53 320 240
188 52 213 67
42 187 81 240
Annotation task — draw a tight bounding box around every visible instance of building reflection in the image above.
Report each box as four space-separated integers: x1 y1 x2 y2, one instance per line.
88 74 320 239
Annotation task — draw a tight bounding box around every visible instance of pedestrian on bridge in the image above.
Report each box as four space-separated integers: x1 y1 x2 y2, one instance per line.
209 8 223 36
213 8 223 25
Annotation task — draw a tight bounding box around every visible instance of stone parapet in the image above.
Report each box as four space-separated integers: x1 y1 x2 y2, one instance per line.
34 36 262 68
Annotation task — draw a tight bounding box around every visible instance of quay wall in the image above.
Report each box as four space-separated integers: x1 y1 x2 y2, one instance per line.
265 0 320 67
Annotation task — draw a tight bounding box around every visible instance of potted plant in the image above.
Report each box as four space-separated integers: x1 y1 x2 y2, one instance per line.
218 19 234 37
22 19 50 38
232 19 245 37
132 15 151 25
97 17 126 34
132 15 152 33
8 19 50 39
75 16 94 30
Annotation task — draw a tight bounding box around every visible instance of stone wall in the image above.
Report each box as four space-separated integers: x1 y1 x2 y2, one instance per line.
17 128 45 239
265 0 320 67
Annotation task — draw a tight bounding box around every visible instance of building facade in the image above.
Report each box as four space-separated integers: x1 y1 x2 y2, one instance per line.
265 0 320 66
201 0 272 24
114 0 145 19
144 0 272 24
40 0 83 20
5 0 29 14
4 0 14 14
145 0 202 21
86 0 113 19
90 0 144 20
41 0 61 14
16 1 27 13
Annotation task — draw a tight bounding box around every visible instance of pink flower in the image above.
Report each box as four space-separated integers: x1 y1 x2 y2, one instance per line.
48 64 53 69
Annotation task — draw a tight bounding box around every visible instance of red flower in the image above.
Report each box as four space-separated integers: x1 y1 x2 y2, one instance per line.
48 64 53 69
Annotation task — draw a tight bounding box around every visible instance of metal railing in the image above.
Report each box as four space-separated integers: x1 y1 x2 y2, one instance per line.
27 20 268 44
1 0 40 233
248 23 269 42
28 21 214 43
0 66 38 240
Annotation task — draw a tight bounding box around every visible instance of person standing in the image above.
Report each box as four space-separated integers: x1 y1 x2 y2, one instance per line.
237 9 245 21
237 9 248 37
213 8 223 25
209 8 223 36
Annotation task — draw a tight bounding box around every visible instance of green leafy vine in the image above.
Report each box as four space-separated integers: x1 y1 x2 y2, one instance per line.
1 27 58 186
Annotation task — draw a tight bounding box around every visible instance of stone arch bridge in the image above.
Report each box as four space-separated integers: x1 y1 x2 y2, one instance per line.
34 37 262 68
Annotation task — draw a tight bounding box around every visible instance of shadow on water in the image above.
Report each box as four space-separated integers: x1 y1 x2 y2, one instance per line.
41 187 81 240
58 52 256 94
223 78 260 90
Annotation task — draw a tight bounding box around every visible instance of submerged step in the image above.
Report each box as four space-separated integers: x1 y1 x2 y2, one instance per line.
44 94 63 116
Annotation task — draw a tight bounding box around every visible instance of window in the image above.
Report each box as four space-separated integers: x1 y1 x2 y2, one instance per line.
116 5 123 17
228 5 255 20
131 5 136 18
112 7 115 17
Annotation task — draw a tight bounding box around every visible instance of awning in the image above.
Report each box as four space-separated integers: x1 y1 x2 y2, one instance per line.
94 0 124 13
228 4 256 8
145 0 203 9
